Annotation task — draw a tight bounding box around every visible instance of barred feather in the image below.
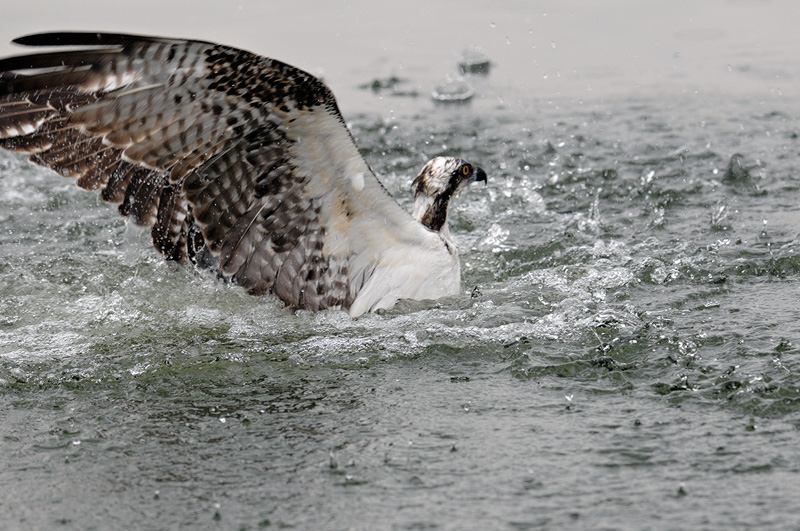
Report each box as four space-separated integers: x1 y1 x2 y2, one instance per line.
0 31 478 315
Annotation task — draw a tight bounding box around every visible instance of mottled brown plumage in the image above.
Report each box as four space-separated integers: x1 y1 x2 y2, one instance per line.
0 32 486 316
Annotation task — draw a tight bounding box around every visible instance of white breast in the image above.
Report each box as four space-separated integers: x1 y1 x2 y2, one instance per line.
348 236 461 316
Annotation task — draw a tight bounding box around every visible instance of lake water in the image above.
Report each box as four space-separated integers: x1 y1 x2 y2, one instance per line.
2 1 800 529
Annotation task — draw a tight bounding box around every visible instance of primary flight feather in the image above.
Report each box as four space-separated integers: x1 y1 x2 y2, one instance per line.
0 32 486 316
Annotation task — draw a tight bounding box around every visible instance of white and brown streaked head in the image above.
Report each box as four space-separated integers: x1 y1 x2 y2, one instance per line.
411 156 487 232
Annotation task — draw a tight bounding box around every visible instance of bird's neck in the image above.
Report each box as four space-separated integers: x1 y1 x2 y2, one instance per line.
412 192 452 235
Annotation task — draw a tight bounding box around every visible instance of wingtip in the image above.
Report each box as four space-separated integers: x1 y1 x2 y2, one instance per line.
11 32 180 47
12 33 92 47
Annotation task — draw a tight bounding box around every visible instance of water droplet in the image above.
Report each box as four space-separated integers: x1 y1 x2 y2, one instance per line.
432 76 474 103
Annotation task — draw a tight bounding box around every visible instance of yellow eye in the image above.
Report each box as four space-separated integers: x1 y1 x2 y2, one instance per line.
462 165 470 176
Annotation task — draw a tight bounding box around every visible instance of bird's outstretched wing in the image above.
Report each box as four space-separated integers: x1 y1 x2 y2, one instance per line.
0 32 453 315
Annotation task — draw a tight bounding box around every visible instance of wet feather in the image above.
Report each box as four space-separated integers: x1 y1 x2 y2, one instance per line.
0 31 486 316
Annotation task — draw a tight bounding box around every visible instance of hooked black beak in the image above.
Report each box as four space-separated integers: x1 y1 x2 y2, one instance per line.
474 166 487 185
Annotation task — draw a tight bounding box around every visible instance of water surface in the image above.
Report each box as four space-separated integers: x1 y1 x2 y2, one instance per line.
2 1 800 529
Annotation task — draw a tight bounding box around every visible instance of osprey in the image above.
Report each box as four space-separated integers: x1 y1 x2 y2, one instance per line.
0 32 487 317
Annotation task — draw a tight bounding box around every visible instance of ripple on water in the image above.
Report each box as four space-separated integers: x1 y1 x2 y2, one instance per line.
3 97 800 529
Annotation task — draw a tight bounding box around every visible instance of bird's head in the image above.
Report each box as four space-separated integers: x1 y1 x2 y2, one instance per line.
411 156 487 233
